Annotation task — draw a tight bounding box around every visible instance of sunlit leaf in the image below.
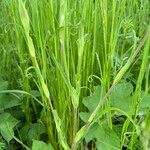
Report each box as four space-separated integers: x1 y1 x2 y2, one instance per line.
32 140 53 150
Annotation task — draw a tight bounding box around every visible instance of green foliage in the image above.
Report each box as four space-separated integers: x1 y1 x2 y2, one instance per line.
80 82 134 121
110 82 134 115
0 80 8 91
20 122 46 145
0 141 6 150
0 80 8 100
85 123 121 150
79 81 149 149
0 0 149 149
0 113 19 142
141 114 150 149
0 94 21 112
0 80 21 112
137 92 150 115
32 140 53 150
83 86 104 112
79 84 123 149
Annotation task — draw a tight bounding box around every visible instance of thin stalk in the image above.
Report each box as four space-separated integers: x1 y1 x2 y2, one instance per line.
73 108 78 138
18 1 69 149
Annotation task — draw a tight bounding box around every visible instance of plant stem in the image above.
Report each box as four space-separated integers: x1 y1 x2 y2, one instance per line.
73 108 78 138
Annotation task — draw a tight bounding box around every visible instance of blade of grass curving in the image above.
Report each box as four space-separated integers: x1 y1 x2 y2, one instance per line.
0 90 44 107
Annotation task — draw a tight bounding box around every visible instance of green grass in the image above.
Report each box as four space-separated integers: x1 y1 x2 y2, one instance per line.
0 0 150 150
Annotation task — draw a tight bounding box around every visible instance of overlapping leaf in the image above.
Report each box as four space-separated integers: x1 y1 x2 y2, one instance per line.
79 82 134 149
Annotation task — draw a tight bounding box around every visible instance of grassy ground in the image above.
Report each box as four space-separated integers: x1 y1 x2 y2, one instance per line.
0 0 150 149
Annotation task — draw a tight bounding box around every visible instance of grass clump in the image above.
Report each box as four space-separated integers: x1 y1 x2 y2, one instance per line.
0 0 150 149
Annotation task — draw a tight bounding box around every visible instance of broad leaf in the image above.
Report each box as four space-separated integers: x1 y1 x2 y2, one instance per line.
79 112 90 123
20 122 46 143
32 140 53 150
0 94 21 111
0 113 19 142
82 86 104 112
110 82 133 115
79 86 103 122
79 82 133 150
80 82 134 122
80 85 121 149
85 123 121 150
79 86 102 122
27 123 46 141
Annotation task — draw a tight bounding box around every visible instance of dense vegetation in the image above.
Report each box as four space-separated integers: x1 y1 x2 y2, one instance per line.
0 0 150 149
